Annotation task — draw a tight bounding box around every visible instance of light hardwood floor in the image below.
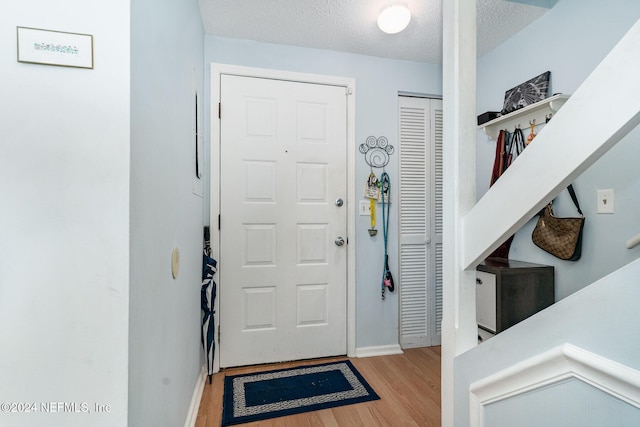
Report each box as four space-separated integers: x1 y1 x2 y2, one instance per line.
195 346 441 426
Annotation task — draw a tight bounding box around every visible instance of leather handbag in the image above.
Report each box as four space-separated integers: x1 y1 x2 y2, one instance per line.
532 185 585 261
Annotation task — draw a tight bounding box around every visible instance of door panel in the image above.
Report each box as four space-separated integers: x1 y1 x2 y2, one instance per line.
398 96 444 348
219 75 347 367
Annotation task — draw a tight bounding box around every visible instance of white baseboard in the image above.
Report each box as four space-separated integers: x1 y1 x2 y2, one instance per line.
355 344 403 358
184 365 207 427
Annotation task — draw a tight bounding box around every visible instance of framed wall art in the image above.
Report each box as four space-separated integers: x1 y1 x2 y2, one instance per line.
501 71 550 115
17 26 93 69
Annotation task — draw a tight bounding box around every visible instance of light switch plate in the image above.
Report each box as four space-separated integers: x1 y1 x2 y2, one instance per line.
359 200 371 216
597 189 614 214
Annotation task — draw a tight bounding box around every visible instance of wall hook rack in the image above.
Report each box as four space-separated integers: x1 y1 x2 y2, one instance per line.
479 94 570 138
359 136 395 169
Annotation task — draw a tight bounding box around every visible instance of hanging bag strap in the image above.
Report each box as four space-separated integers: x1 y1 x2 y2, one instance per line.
567 184 584 216
537 184 584 217
501 130 511 172
511 127 525 156
490 130 506 186
506 128 525 168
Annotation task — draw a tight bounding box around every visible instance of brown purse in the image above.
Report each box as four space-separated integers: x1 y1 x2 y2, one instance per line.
532 185 585 261
488 129 525 259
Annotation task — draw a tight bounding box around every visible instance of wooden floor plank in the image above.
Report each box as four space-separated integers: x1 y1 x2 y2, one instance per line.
195 347 441 426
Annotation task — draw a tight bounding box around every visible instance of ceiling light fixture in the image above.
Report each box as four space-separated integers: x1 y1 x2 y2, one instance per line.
377 5 411 34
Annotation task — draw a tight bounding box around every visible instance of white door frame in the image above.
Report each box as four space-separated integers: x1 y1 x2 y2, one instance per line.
209 63 356 373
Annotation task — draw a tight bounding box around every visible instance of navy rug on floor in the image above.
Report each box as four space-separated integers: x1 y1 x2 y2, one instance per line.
221 360 380 426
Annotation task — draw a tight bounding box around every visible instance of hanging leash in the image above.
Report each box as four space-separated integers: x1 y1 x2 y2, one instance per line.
380 172 394 300
369 197 377 236
365 172 379 236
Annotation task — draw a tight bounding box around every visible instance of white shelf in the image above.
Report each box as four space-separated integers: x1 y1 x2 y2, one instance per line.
479 94 571 138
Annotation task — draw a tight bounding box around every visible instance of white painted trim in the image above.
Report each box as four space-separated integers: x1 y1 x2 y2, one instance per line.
345 77 357 359
397 91 443 100
441 1 478 426
209 63 357 369
469 344 640 427
184 364 207 427
355 344 404 358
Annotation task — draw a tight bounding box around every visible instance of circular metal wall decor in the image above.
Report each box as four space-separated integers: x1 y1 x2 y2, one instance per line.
359 136 394 169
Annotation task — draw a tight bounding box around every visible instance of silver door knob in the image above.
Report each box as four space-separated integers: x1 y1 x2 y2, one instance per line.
335 198 344 207
334 236 345 246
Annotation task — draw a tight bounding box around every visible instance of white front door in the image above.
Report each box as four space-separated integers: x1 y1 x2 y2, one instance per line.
219 74 348 368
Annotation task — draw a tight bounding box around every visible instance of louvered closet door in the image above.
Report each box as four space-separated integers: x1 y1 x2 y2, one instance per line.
398 96 443 348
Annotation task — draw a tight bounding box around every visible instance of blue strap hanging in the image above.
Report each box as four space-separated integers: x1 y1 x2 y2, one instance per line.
359 135 395 300
380 172 394 300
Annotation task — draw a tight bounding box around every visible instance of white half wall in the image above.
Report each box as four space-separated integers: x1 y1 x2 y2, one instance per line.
0 1 130 426
471 343 640 427
454 258 640 427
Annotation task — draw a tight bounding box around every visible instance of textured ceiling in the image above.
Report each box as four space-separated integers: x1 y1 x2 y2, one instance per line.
198 0 550 64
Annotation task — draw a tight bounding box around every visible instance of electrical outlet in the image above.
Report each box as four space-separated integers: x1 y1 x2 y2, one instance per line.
597 189 614 214
359 200 371 216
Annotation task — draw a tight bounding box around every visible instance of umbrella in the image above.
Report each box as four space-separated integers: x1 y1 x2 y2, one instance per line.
201 227 217 383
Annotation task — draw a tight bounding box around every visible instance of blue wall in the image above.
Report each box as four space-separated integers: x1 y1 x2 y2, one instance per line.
485 377 640 427
129 0 205 425
476 0 640 299
204 36 442 349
